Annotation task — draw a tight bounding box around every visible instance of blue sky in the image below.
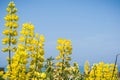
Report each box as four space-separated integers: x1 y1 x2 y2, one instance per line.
0 0 120 67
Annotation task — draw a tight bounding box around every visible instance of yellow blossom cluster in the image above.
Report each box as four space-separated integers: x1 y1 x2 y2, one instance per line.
3 50 29 80
56 38 72 60
84 62 118 80
2 1 19 79
2 1 18 53
18 23 35 51
56 39 72 67
27 34 46 79
54 38 73 79
84 60 90 75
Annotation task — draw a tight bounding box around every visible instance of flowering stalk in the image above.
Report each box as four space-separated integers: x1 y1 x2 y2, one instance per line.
55 38 72 79
2 1 19 79
87 62 118 80
28 34 46 80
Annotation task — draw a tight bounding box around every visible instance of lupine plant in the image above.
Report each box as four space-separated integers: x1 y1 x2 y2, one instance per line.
84 61 118 80
2 1 18 79
1 1 119 80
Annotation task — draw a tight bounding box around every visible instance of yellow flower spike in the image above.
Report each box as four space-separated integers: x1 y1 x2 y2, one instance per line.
2 2 19 79
84 60 90 75
41 73 46 79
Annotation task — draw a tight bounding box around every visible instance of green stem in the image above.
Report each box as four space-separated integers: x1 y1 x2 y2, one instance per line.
9 34 12 72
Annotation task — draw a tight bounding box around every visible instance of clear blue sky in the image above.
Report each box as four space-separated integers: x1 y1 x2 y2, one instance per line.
0 0 120 67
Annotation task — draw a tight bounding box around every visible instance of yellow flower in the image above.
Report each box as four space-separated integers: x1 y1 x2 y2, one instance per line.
40 35 45 42
27 46 34 51
56 45 63 51
39 56 44 62
13 30 18 36
56 62 62 67
22 23 28 29
20 30 25 34
35 33 39 38
14 15 19 21
6 7 11 12
11 14 19 21
57 38 63 44
0 71 4 76
2 47 9 52
29 24 34 30
4 22 9 27
31 39 36 44
29 31 34 37
66 57 71 61
11 47 17 52
56 56 61 60
4 14 11 21
8 1 15 8
19 36 25 42
41 73 46 79
84 60 90 74
2 30 9 35
40 49 44 55
24 30 29 36
39 42 44 47
11 38 17 45
18 44 24 50
12 8 17 13
13 22 19 28
9 22 13 28
2 37 9 44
